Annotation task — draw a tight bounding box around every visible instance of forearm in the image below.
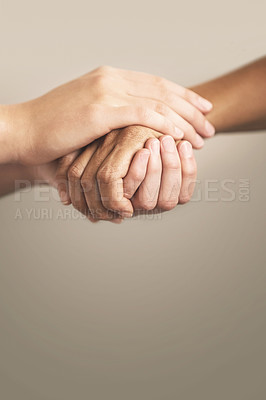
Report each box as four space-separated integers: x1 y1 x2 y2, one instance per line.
0 105 18 164
0 162 57 197
190 56 266 132
0 164 35 197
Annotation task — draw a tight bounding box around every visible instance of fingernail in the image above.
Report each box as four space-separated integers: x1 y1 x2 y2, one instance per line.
119 211 133 218
162 136 175 152
59 190 70 205
205 120 215 136
195 135 204 148
180 141 193 158
87 216 98 223
199 97 213 111
175 127 184 139
111 218 124 224
151 140 160 154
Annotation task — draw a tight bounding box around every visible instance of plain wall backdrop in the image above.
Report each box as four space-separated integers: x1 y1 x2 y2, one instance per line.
0 0 265 399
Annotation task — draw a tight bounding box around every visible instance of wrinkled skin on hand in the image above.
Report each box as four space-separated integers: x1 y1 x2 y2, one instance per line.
54 125 197 223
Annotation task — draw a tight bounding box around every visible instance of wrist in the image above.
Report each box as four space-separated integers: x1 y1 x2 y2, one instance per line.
0 105 18 163
30 161 58 188
0 103 32 164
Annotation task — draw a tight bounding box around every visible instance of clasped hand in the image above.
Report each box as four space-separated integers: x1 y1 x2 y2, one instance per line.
54 126 197 223
8 66 214 221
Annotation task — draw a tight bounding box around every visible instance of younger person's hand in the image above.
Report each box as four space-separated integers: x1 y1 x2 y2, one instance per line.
0 66 214 165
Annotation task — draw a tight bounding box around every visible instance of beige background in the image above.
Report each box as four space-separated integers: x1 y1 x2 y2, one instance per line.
0 0 266 399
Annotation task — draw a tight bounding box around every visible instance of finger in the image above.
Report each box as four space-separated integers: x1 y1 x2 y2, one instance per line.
113 67 213 112
177 141 197 204
88 104 184 141
123 149 150 199
132 138 162 211
55 150 81 205
129 97 205 149
156 136 182 211
80 145 120 221
54 103 183 163
96 150 136 218
67 143 98 216
126 83 215 138
88 175 123 222
93 129 156 218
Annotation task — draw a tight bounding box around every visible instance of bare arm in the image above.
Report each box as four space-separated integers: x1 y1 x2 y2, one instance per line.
0 163 57 198
0 66 214 165
0 164 35 197
2 57 266 203
190 56 266 132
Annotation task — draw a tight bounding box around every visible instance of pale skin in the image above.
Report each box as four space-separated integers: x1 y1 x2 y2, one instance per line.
0 57 265 221
0 66 214 165
53 56 266 222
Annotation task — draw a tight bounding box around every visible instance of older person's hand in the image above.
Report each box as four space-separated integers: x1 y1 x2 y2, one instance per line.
54 126 197 222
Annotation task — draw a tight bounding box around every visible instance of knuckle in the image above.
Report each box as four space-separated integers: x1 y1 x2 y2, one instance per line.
132 169 145 182
189 106 199 121
96 65 112 74
58 154 74 167
97 165 118 184
143 202 156 211
154 75 165 86
55 171 67 187
101 197 119 212
185 125 197 138
93 73 109 91
139 199 157 211
156 75 164 85
155 102 169 116
149 164 162 175
200 116 207 131
162 156 180 169
157 200 177 211
195 111 206 129
191 109 205 130
81 171 94 192
68 164 83 181
97 168 108 184
182 87 191 100
184 163 197 179
162 117 174 133
91 207 115 221
72 201 87 216
138 106 152 123
179 193 191 204
165 92 176 105
87 215 99 223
